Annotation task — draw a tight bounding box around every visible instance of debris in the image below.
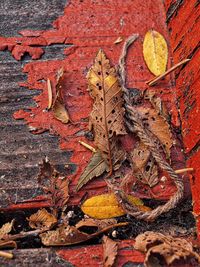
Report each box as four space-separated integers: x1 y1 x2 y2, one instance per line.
78 140 97 153
114 36 123 44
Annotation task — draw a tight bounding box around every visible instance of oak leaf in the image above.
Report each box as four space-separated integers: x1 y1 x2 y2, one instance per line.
134 231 200 267
136 106 172 157
27 208 57 229
81 193 150 219
131 142 159 187
87 49 127 173
52 67 70 123
143 30 168 76
76 150 109 191
102 235 118 267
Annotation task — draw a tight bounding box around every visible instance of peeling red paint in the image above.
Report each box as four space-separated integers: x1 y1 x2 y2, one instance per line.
57 240 144 267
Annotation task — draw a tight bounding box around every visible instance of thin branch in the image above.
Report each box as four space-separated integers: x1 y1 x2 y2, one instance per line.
175 167 194 174
146 58 190 86
79 141 97 153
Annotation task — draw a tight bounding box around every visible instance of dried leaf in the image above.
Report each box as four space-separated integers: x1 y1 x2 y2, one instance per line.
143 30 168 76
38 159 70 211
0 220 14 240
47 78 53 110
76 218 117 230
136 106 172 157
114 36 123 44
87 49 127 173
27 208 57 229
40 222 127 246
131 142 159 187
76 150 109 191
102 235 118 267
81 193 149 219
52 67 70 123
134 231 200 267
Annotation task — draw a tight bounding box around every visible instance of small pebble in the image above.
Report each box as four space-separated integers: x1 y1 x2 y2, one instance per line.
112 230 117 238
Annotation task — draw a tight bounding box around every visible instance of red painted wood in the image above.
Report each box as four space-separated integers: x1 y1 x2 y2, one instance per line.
165 0 200 237
57 240 144 267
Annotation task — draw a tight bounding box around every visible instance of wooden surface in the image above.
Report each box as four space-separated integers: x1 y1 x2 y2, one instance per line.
165 0 200 237
0 0 199 266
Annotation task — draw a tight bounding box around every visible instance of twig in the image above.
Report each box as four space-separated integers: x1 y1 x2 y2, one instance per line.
79 141 97 153
146 58 190 86
47 78 53 110
4 229 47 242
0 251 13 259
175 167 194 174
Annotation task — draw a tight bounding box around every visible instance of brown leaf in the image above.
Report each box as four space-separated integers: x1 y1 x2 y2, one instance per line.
102 235 118 267
87 49 127 173
136 106 172 157
0 220 14 240
38 159 70 211
134 231 200 267
76 218 117 230
40 222 127 246
131 142 159 187
76 150 109 191
52 67 70 123
27 208 57 229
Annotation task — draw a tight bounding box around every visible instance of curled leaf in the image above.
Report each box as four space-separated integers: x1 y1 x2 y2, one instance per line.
87 49 126 173
81 193 149 219
135 231 200 267
76 150 108 191
27 208 57 229
52 67 70 123
102 235 118 267
143 30 168 76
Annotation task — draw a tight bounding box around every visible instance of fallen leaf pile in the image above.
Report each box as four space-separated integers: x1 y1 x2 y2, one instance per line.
135 231 200 267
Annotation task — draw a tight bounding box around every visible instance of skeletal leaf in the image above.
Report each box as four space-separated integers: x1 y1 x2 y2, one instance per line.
47 78 53 110
76 150 109 191
81 193 150 219
0 220 14 240
135 231 200 267
87 49 127 173
27 208 57 229
40 222 127 246
102 235 118 267
131 142 159 187
52 67 70 123
143 30 168 76
136 106 172 157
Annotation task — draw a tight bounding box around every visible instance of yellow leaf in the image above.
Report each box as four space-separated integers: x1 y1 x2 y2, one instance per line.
143 30 168 76
81 193 150 219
